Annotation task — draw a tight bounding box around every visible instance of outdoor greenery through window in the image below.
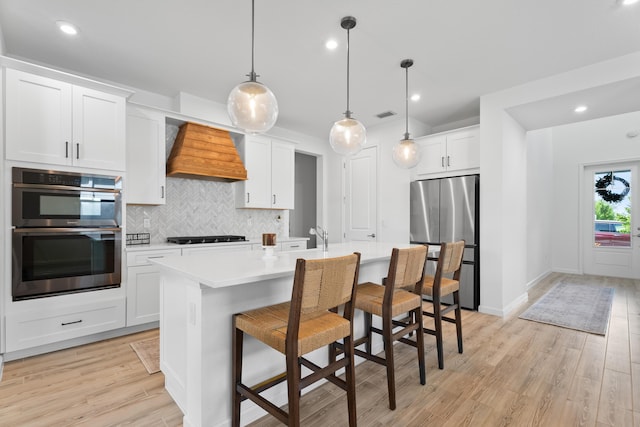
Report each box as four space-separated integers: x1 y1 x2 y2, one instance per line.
593 169 631 247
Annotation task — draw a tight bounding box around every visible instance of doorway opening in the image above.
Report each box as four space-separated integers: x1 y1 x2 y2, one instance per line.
290 152 317 249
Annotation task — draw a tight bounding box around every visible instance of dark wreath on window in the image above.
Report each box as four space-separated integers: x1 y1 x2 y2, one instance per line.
595 172 630 203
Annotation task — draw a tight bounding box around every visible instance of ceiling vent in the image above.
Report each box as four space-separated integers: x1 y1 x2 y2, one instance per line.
166 122 247 182
376 110 397 119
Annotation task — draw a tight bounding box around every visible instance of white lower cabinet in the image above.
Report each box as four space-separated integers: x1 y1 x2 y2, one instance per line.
126 248 181 326
5 297 126 352
251 239 307 252
281 240 306 251
181 244 252 256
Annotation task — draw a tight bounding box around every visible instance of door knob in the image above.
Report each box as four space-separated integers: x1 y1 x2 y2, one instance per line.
367 233 376 238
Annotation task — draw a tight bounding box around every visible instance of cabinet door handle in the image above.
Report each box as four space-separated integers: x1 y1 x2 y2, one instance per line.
441 156 445 167
65 141 69 158
367 233 376 238
289 245 300 248
273 194 276 205
61 319 82 326
161 185 165 199
247 192 250 203
76 143 80 160
447 156 450 167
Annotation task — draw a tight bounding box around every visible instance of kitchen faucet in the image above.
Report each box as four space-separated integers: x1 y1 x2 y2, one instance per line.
309 226 328 252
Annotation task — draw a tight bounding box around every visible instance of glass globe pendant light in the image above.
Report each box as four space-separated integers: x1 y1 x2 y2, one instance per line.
330 16 366 156
392 59 421 168
227 0 278 134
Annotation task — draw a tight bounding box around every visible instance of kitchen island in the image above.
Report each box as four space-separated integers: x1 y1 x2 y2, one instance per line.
152 241 427 427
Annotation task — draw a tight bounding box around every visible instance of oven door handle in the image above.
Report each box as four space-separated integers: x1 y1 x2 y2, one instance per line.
13 183 121 193
13 227 121 234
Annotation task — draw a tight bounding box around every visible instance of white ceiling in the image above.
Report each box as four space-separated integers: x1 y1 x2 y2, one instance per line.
1 0 640 139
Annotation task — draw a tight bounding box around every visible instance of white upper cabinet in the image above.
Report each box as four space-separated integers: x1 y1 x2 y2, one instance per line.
5 68 126 171
415 125 479 177
126 106 166 204
270 140 295 209
235 135 295 209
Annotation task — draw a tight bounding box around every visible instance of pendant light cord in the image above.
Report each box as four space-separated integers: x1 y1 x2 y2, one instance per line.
249 0 256 81
345 27 352 118
404 65 409 140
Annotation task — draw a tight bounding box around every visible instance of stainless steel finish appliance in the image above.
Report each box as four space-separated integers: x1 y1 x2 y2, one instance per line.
13 167 121 227
410 174 479 310
12 168 122 301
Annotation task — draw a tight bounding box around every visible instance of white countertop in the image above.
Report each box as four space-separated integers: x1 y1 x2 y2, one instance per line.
151 241 426 289
125 236 309 252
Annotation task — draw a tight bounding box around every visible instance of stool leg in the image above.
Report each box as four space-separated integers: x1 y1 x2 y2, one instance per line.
415 308 426 385
382 311 396 410
364 312 373 355
286 353 301 427
453 290 463 354
344 335 358 427
433 296 444 369
232 326 243 427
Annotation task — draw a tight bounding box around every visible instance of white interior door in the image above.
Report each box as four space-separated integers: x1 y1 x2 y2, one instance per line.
583 162 640 278
346 147 377 241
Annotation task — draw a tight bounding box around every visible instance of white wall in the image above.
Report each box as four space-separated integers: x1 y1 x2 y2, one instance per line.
551 111 640 274
365 117 431 243
501 113 529 310
0 22 5 55
480 51 640 316
526 128 553 286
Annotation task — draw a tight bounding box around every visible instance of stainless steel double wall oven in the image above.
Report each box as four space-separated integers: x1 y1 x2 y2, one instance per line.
12 167 122 300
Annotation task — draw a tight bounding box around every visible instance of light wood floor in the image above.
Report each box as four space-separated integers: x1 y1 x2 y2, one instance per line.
0 273 638 426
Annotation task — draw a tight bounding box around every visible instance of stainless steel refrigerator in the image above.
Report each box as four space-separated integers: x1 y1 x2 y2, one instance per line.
410 174 479 310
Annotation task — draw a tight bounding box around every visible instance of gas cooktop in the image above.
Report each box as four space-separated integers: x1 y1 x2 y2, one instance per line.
166 235 247 245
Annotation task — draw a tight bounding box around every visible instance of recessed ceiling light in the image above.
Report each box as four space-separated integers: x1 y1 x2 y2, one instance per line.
57 21 78 35
411 94 421 102
574 105 588 113
325 39 338 50
622 0 639 5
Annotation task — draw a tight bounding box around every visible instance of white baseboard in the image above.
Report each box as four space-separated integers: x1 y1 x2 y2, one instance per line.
479 291 529 318
552 267 581 275
526 270 552 290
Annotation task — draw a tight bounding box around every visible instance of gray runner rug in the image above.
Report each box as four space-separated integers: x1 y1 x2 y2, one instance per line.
519 282 614 335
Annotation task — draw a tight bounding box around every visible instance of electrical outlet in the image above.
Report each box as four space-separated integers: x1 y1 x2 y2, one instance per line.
143 218 151 228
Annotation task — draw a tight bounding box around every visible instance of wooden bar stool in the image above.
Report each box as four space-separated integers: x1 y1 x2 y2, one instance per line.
232 252 361 427
422 240 465 369
350 245 428 410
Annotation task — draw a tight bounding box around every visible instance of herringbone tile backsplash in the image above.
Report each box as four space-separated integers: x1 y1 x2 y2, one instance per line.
126 124 288 244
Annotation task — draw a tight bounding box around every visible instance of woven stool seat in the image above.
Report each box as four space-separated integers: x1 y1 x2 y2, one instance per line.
422 275 459 297
355 283 422 317
235 301 351 356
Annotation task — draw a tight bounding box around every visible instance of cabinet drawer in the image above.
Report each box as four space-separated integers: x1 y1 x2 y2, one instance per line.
127 249 182 267
251 243 282 251
182 244 252 256
5 297 126 352
281 241 306 251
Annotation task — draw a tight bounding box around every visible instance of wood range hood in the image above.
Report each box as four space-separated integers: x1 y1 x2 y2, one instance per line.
166 122 247 182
